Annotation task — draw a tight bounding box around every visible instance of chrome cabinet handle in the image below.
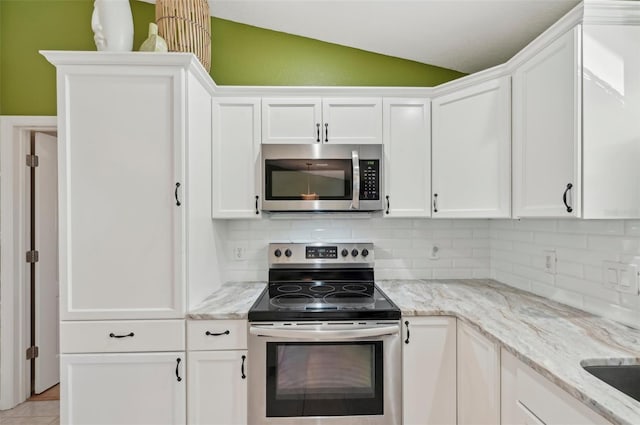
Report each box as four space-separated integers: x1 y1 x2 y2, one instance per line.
350 150 360 210
250 324 399 340
316 123 320 142
404 321 410 344
109 332 134 338
241 355 247 379
562 183 573 213
175 182 181 206
255 195 259 215
324 123 329 142
175 358 182 382
433 193 438 213
386 195 390 215
205 330 230 336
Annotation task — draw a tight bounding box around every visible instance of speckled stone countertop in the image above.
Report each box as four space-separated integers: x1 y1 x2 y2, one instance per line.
187 282 265 319
187 279 640 424
377 279 640 425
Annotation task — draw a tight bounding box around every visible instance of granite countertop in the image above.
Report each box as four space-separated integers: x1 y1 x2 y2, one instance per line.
187 281 265 319
377 279 640 425
188 279 640 424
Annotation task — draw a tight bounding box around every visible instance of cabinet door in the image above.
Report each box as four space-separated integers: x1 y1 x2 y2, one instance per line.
432 77 511 218
188 351 247 425
322 98 383 144
212 98 261 218
513 27 581 217
402 317 456 425
262 98 322 144
582 24 640 218
457 321 500 425
61 352 186 425
60 69 185 320
383 98 431 218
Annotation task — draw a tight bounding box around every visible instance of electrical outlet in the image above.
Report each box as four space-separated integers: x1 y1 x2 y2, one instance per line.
602 261 640 294
543 250 557 274
232 247 246 261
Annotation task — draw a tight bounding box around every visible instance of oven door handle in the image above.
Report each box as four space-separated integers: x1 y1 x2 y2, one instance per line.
350 149 360 210
249 325 399 340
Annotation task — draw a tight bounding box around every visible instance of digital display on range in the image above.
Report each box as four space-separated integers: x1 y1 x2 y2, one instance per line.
306 246 338 259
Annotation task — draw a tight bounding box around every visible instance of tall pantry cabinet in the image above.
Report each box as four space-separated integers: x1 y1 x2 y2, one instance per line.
42 51 218 425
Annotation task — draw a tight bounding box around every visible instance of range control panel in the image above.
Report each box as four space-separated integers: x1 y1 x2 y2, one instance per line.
360 160 380 200
269 243 374 267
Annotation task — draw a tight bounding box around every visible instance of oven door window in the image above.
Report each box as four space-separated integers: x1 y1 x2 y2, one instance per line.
265 159 352 201
266 342 383 417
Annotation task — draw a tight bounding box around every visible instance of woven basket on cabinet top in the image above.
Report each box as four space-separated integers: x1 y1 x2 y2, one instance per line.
156 0 211 71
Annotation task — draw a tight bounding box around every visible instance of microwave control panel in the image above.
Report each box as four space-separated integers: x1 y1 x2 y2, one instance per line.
360 160 380 200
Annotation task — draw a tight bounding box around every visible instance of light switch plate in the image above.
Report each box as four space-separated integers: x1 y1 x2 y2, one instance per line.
544 250 557 274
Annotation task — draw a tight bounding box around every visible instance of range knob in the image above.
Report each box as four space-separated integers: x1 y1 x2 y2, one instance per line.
361 248 369 257
341 249 349 257
351 249 359 257
274 249 282 258
285 249 292 258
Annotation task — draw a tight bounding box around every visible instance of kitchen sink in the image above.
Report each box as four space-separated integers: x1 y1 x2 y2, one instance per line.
582 362 640 402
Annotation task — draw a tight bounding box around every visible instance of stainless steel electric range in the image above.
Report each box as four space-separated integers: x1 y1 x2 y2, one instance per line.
248 242 401 425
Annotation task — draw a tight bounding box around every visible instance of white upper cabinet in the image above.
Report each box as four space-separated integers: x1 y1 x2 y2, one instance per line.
582 24 640 219
432 77 511 218
322 98 383 144
262 98 322 144
47 55 206 320
383 98 431 217
513 27 581 218
212 98 262 218
261 97 382 144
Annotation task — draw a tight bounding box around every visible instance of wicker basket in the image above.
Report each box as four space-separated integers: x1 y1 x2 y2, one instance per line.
156 0 211 71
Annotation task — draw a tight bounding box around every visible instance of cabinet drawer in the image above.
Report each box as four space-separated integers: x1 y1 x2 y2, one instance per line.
60 320 185 353
187 320 247 351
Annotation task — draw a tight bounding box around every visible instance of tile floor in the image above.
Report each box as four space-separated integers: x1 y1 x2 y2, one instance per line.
0 400 59 424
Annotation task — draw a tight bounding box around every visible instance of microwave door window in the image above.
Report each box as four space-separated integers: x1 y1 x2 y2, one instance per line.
265 159 352 201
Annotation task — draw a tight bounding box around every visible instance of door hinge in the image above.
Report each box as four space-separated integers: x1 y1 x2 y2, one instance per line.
26 250 39 263
26 154 39 167
26 346 39 360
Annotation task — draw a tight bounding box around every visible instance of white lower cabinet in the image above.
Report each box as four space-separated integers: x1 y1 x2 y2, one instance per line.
187 351 248 425
61 352 186 425
402 317 456 425
457 321 500 425
501 349 611 425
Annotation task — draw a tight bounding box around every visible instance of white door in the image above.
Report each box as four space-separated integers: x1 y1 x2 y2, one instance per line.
432 77 511 218
212 98 262 218
262 98 322 144
513 27 581 217
60 71 185 320
34 132 59 394
402 317 456 425
61 352 186 425
383 98 431 218
457 321 500 425
187 351 247 425
322 98 383 144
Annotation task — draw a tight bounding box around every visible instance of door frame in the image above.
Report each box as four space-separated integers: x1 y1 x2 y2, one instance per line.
0 116 57 409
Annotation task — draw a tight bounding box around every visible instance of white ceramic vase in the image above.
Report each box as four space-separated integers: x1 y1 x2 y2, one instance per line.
91 0 134 51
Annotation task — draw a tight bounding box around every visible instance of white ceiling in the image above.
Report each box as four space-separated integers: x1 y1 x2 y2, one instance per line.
209 0 581 73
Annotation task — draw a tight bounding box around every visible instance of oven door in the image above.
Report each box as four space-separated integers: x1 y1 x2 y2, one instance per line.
248 321 401 425
261 144 383 212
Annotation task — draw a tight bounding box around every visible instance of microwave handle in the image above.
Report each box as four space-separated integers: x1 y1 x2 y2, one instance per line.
351 150 360 210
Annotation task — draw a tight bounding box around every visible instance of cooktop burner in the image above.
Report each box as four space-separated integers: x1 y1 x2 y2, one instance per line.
248 242 400 321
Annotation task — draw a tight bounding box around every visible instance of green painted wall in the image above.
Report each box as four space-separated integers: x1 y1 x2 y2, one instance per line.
0 0 464 116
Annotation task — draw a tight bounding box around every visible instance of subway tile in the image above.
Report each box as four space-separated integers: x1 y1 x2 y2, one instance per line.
554 260 584 279
493 270 530 291
453 258 489 268
555 275 619 304
495 229 535 242
512 264 555 285
625 220 640 236
529 282 584 310
433 268 473 279
453 238 489 248
557 220 624 235
587 235 640 254
473 248 490 258
513 218 558 232
453 219 490 229
472 268 491 278
534 232 588 249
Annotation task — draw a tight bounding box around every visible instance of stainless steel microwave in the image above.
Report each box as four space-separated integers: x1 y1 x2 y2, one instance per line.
261 144 384 212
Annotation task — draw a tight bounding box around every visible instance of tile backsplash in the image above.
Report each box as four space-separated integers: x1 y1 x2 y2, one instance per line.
221 217 490 282
490 219 640 327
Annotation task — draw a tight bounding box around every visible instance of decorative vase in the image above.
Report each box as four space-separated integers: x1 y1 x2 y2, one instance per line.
91 0 134 51
139 23 168 52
